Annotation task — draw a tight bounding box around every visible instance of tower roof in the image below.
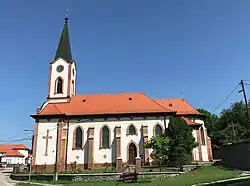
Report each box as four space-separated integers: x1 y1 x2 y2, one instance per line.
54 12 72 62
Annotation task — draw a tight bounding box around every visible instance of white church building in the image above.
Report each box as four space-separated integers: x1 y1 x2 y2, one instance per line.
31 15 212 172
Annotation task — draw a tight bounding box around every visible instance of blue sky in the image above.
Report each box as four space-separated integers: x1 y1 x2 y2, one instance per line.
1 0 250 146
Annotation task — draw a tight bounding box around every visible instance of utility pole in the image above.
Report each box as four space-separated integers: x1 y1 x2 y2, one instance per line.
24 129 34 182
239 80 250 124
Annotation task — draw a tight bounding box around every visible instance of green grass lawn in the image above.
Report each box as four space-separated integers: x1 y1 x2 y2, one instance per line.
17 166 245 186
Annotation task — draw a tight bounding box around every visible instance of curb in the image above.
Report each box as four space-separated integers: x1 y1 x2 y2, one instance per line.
192 175 250 186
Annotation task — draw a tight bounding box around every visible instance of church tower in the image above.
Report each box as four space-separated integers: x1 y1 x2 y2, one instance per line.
47 13 76 103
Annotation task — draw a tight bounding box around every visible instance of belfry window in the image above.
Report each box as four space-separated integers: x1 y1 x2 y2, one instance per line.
55 77 63 94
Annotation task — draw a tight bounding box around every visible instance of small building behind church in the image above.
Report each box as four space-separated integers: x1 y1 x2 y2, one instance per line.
0 144 29 167
31 15 213 172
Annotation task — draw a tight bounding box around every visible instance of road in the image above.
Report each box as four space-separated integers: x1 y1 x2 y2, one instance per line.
0 168 15 186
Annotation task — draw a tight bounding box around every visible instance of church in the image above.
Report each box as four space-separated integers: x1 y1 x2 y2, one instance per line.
31 15 213 172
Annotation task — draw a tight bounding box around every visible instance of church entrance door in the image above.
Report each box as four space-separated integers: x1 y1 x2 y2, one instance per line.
128 142 137 165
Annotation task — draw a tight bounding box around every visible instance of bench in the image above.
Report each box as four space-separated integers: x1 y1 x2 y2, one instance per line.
119 172 138 182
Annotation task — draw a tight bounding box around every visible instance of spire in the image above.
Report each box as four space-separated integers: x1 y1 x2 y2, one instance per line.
54 10 72 62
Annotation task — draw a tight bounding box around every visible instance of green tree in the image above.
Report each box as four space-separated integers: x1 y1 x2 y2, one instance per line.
145 136 170 171
216 101 250 146
198 101 250 149
166 117 198 166
145 136 170 162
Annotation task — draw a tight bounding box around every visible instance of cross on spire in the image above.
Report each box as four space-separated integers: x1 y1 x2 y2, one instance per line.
65 9 68 23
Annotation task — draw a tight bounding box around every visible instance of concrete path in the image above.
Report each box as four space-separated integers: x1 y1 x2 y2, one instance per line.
0 168 16 186
192 175 250 186
16 181 62 186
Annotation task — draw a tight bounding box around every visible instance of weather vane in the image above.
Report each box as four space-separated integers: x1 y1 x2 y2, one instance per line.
65 9 69 23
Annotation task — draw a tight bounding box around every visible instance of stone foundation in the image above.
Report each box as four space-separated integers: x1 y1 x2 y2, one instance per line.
32 163 116 173
11 172 181 182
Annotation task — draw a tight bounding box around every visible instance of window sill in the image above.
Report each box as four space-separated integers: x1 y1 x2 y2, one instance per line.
126 134 137 136
72 148 84 151
99 146 110 150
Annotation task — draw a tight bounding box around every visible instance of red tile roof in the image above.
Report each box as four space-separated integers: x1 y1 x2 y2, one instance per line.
38 93 175 116
181 117 202 126
35 93 203 128
0 150 25 157
155 98 201 115
0 144 28 157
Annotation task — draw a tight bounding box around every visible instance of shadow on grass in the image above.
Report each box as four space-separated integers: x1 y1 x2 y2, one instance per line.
2 171 12 173
212 164 247 172
116 180 151 185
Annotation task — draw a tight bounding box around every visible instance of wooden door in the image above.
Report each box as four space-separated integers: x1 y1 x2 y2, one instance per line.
128 143 137 164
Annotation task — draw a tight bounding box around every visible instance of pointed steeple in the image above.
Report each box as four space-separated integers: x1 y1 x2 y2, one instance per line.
54 10 72 62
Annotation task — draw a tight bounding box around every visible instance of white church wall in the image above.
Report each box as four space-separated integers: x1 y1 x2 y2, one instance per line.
201 145 209 161
194 118 204 125
195 119 209 161
191 118 209 161
192 130 199 161
35 119 58 165
67 116 169 165
49 58 70 99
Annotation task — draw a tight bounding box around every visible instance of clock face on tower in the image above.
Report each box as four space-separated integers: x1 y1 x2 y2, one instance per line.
56 65 64 73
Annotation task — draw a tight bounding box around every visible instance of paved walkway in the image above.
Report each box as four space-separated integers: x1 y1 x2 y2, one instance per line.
0 168 16 186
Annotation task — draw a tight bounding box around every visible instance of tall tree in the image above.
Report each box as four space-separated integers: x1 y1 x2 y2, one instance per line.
199 101 250 148
166 117 198 166
217 101 250 145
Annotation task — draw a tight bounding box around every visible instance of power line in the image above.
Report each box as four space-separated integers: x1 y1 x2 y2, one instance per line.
0 137 32 145
243 83 250 86
0 132 33 142
211 83 240 114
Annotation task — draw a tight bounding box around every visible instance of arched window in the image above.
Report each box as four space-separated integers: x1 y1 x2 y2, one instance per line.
75 127 83 149
128 125 136 135
155 124 163 136
100 126 110 148
72 80 74 94
200 127 206 145
55 77 63 94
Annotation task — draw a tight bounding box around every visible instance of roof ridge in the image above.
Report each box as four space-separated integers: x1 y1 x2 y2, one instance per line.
182 99 201 114
155 98 185 100
140 93 175 112
74 92 144 96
